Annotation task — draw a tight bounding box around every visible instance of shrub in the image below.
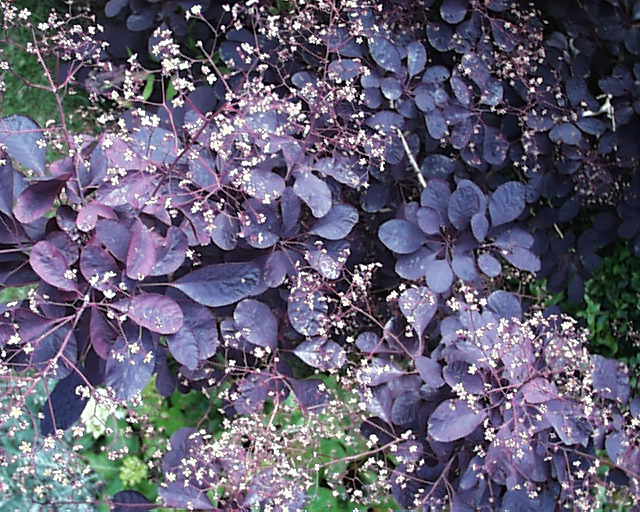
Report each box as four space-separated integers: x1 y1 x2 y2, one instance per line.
0 0 639 510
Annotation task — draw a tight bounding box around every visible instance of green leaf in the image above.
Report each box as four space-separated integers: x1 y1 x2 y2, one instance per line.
142 74 155 100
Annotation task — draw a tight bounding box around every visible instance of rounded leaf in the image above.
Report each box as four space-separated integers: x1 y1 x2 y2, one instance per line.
30 241 78 292
425 259 454 294
234 299 278 348
428 399 486 442
310 204 359 240
378 219 425 254
128 293 184 334
489 181 526 226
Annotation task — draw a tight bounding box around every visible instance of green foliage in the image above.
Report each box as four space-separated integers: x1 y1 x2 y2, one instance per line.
0 380 99 511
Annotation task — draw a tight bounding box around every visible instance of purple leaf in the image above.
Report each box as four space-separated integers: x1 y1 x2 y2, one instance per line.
128 293 184 334
503 247 541 272
471 212 489 241
441 0 468 24
425 259 454 294
233 298 278 348
407 41 427 77
483 127 509 165
415 356 445 388
263 250 290 288
211 212 239 251
243 168 285 202
426 22 453 51
398 287 437 338
95 219 132 261
30 241 78 292
75 202 117 232
172 262 262 307
105 330 156 401
378 219 425 254
293 172 332 218
150 226 188 276
448 180 486 230
521 377 558 404
290 378 331 411
416 207 442 235
489 182 526 226
368 36 402 73
428 399 486 442
592 355 630 404
167 300 218 370
40 371 88 436
80 244 120 293
90 307 116 359
310 204 358 240
549 123 582 145
126 219 157 280
487 290 522 319
294 337 346 370
477 253 502 277
288 289 328 336
0 115 47 175
111 490 155 512
14 178 66 224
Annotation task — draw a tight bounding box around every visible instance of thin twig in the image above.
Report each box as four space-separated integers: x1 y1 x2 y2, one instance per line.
395 127 426 188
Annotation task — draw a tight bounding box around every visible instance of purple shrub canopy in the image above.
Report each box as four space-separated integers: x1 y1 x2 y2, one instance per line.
1 0 639 510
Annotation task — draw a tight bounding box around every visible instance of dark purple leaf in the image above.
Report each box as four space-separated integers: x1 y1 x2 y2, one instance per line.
0 115 47 176
211 212 239 251
172 262 262 307
150 227 187 276
366 110 405 131
428 399 486 442
124 294 182 335
234 298 278 348
288 289 328 336
111 490 155 512
310 204 358 240
30 241 78 292
398 286 438 337
40 371 88 436
381 77 403 100
294 337 346 370
293 172 332 218
592 355 630 404
90 307 116 360
167 301 218 371
328 59 362 80
14 178 65 224
425 259 454 294
448 180 486 229
483 127 509 165
96 219 132 262
289 378 330 411
415 86 436 113
407 41 427 77
441 0 468 24
426 22 453 51
368 36 402 73
425 109 448 140
105 330 156 401
421 154 457 179
378 219 425 254
549 123 582 145
126 219 157 281
80 244 120 292
391 391 421 425
489 182 525 226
